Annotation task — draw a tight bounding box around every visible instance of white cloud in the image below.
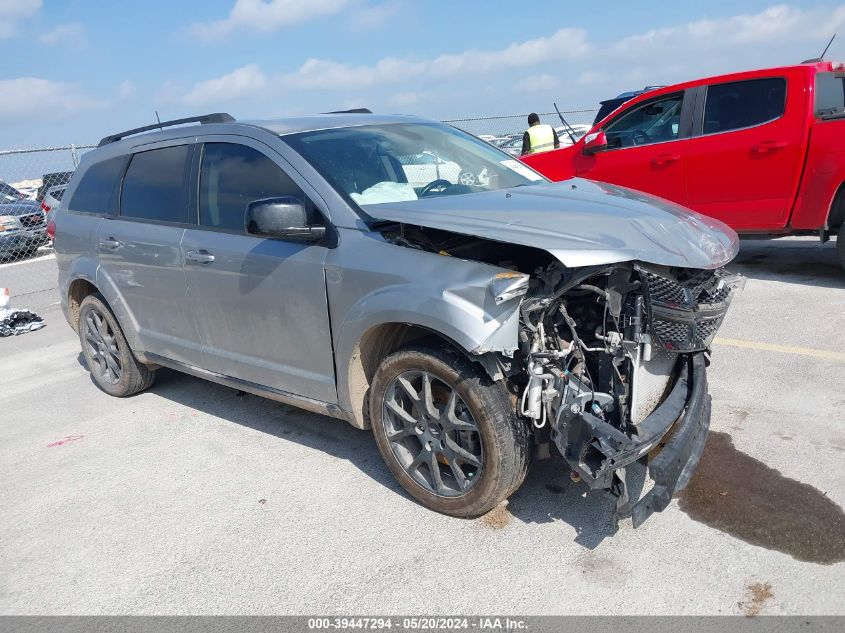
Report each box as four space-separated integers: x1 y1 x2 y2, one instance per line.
514 74 560 92
38 22 84 45
191 0 349 41
0 77 102 121
118 80 137 100
178 27 589 105
349 1 401 30
387 91 420 107
183 64 268 105
285 28 588 89
0 0 40 38
615 5 845 57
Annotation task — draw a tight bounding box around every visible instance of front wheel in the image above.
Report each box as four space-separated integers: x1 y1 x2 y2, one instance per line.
838 223 845 273
369 345 530 517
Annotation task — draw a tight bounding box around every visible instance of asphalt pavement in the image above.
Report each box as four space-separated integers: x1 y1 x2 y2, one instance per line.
1 237 843 615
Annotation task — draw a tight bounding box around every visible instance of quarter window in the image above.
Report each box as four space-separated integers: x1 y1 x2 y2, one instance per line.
703 78 786 134
68 157 126 215
604 94 684 149
199 143 308 231
815 72 845 118
120 145 191 223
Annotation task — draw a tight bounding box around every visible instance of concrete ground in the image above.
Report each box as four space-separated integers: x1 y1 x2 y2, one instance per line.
1 237 843 615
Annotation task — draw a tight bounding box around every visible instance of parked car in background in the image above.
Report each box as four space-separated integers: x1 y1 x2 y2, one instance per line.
42 184 66 243
57 111 740 527
521 61 845 271
36 171 73 202
0 198 49 260
0 181 28 200
555 123 591 145
592 87 664 126
493 133 525 157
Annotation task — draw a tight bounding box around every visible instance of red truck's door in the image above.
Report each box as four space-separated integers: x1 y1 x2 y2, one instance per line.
571 91 691 204
685 74 805 230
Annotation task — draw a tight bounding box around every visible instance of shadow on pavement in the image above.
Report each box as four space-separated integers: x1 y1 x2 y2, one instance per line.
125 365 630 549
730 239 844 289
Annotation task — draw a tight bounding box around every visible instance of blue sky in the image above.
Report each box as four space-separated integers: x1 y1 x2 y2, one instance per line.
2 0 844 148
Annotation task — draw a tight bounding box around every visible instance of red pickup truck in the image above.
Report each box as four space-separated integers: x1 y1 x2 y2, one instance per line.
521 62 845 271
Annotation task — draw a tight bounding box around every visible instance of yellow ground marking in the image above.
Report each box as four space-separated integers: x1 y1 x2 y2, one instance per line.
713 337 845 361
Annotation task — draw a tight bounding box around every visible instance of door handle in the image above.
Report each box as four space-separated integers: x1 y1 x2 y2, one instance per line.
652 154 680 166
98 237 121 250
752 141 788 154
185 250 215 264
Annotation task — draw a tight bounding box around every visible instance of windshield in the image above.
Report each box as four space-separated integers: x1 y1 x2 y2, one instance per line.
282 122 545 207
816 71 845 119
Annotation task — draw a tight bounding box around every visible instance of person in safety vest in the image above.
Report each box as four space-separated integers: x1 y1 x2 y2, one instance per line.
521 113 560 156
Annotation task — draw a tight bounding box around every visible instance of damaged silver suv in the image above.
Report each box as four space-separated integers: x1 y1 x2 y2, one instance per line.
56 112 741 526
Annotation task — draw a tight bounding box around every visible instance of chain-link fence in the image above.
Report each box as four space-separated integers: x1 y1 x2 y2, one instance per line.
443 109 598 156
0 145 94 310
0 111 598 310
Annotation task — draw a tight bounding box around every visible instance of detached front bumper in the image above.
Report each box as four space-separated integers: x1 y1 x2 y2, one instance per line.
631 353 710 527
555 352 710 527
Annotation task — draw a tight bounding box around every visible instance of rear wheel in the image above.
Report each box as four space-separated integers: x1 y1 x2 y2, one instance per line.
370 344 530 517
838 223 845 273
78 294 155 397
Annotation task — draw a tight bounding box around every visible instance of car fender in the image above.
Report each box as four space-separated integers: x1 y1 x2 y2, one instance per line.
327 230 523 427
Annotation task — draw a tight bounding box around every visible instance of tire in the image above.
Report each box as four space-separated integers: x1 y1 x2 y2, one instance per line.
369 344 531 517
838 223 845 274
78 294 155 397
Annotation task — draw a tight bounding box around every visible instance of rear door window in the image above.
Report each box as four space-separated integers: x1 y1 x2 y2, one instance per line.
703 78 786 134
67 157 126 214
199 142 308 231
815 72 845 119
120 145 191 223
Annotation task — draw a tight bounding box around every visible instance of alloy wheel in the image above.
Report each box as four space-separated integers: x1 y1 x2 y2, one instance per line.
382 370 483 497
83 308 123 385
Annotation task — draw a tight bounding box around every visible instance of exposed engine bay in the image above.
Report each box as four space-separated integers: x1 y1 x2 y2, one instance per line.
381 223 743 524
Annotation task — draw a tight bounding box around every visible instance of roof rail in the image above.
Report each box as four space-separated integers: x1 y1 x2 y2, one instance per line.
324 108 372 114
97 113 235 147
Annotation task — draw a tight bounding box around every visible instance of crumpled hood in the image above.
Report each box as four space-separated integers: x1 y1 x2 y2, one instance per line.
366 179 739 269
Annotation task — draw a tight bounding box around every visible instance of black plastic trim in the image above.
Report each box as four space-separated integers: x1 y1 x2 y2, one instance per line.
98 113 234 147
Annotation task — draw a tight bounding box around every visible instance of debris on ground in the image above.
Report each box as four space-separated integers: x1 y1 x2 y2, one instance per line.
0 288 46 337
480 502 512 530
738 582 774 617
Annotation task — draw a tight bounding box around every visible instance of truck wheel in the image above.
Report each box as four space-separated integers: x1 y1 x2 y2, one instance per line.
78 294 155 397
838 224 845 273
369 344 530 517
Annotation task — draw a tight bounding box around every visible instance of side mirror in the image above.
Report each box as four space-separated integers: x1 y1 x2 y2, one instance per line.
245 197 326 242
583 131 608 155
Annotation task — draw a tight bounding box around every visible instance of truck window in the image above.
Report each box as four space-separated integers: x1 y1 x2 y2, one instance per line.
603 93 684 149
68 157 125 215
703 78 786 134
815 72 845 119
120 145 191 224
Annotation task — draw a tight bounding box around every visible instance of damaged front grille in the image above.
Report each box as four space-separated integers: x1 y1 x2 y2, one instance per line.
643 269 740 352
